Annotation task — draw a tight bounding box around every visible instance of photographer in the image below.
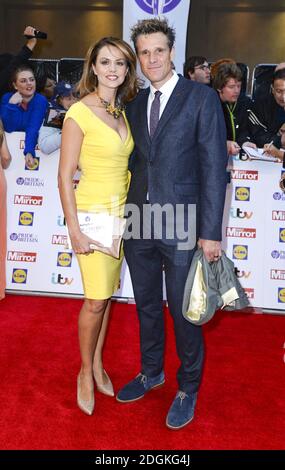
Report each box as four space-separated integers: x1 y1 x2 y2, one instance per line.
38 82 76 155
0 26 39 98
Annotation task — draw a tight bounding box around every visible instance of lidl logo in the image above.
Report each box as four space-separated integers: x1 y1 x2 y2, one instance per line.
278 288 285 303
18 211 34 226
279 228 285 242
57 252 72 267
12 268 27 284
235 187 250 201
25 157 39 171
233 244 248 260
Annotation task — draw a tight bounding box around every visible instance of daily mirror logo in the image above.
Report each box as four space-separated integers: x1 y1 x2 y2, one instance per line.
52 235 68 245
270 269 285 280
244 288 254 299
231 169 258 180
226 227 256 238
7 251 37 262
272 211 285 221
14 195 43 206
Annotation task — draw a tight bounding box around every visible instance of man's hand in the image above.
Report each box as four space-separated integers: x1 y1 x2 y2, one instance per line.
227 140 240 156
198 238 222 263
23 26 37 51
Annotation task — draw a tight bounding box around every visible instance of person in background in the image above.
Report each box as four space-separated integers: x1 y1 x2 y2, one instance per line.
115 18 228 430
58 37 138 416
37 74 57 103
0 26 38 98
183 56 211 85
249 68 285 153
0 64 48 168
0 120 12 300
210 57 235 81
38 81 76 154
212 62 255 156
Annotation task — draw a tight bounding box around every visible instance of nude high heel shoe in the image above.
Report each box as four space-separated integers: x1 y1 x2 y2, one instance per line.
77 374 95 415
93 369 114 397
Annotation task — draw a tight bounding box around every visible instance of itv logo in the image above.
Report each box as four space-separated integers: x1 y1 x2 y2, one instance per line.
51 273 73 285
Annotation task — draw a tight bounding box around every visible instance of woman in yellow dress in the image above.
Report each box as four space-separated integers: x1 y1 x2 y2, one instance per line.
58 37 138 415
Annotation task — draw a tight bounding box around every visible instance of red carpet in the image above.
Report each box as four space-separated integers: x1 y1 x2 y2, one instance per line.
0 294 284 450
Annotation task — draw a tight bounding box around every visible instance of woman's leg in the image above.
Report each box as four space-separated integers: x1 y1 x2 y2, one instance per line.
93 299 111 384
78 297 109 403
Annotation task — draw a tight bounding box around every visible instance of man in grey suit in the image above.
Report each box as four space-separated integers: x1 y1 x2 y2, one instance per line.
116 18 228 430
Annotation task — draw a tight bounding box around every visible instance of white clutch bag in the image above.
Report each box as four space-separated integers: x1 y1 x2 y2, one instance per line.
66 211 126 259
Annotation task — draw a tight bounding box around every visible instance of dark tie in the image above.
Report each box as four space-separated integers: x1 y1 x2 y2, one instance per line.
149 90 162 138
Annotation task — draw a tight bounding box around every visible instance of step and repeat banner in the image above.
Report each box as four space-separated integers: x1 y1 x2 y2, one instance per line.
4 133 285 311
222 156 285 310
4 132 133 299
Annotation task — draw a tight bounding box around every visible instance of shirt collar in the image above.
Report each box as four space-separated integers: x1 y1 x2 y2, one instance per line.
149 71 179 99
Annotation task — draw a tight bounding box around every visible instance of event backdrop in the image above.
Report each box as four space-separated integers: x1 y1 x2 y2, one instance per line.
4 133 285 311
123 0 191 75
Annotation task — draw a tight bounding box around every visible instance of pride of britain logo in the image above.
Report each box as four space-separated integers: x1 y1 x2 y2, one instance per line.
135 0 182 14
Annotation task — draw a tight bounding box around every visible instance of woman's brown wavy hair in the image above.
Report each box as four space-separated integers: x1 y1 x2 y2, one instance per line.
77 37 140 104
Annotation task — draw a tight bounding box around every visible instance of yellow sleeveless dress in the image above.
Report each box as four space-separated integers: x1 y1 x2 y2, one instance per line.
65 101 134 299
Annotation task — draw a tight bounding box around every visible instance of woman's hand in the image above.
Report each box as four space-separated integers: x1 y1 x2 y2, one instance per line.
25 153 36 168
69 231 95 255
242 141 256 149
263 144 284 162
9 91 23 105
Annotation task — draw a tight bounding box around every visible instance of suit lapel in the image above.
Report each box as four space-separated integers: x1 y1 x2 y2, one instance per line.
136 88 150 146
153 77 189 141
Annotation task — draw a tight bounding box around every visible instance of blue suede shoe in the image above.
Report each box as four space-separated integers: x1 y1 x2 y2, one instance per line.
116 371 165 403
166 391 197 430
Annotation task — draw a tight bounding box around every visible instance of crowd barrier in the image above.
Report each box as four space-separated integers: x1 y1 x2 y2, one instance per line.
4 133 285 312
28 58 277 98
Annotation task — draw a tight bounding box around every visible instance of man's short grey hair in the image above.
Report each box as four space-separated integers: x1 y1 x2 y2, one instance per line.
130 17 175 52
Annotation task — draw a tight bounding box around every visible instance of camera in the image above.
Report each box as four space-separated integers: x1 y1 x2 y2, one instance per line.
25 30 47 40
